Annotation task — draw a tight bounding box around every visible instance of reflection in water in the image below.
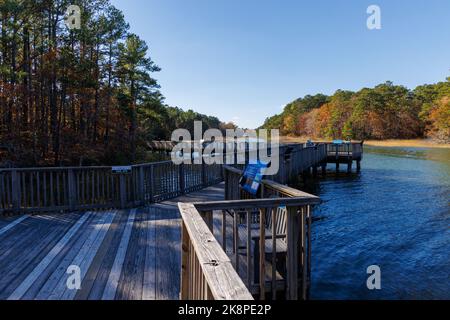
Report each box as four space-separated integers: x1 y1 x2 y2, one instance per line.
294 146 450 300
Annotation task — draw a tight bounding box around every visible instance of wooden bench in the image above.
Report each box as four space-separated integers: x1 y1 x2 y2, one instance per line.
235 207 288 287
212 206 290 295
235 206 287 251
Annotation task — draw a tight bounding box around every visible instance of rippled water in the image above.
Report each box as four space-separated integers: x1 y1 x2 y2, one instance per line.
298 146 450 300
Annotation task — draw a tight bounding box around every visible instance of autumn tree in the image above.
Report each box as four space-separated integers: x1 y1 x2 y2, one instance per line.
0 1 229 167
261 78 449 142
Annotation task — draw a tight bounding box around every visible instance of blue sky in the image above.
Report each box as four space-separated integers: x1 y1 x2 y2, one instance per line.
111 0 450 128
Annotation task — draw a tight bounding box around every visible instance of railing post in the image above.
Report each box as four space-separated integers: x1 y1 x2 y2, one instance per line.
180 222 190 300
286 206 299 300
68 169 76 210
224 168 229 200
201 162 207 187
179 163 186 195
259 208 266 300
220 163 224 181
11 170 21 211
300 206 308 300
148 164 154 203
306 205 312 300
139 166 145 205
0 172 4 213
119 174 126 209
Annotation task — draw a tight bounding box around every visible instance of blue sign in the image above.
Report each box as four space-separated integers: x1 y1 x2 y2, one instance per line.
239 161 269 195
112 166 132 174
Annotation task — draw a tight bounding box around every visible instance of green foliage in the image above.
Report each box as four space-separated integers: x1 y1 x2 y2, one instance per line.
342 121 353 140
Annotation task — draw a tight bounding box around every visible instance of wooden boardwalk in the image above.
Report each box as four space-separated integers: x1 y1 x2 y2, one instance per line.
0 184 225 300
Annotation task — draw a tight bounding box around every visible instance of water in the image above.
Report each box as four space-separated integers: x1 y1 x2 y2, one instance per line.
299 146 450 300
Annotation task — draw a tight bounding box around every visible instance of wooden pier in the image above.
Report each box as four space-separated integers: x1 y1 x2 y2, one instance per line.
0 190 220 300
324 142 364 173
0 142 363 300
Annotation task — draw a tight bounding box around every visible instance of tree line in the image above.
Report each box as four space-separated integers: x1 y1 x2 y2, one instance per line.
0 0 233 167
261 78 450 142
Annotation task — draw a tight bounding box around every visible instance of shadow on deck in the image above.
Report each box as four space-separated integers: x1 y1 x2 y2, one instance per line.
0 184 225 300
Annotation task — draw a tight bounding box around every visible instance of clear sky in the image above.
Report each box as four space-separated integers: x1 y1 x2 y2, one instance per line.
110 0 450 129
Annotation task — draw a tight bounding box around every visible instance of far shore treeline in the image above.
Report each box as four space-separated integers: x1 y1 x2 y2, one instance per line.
261 78 450 143
0 0 237 167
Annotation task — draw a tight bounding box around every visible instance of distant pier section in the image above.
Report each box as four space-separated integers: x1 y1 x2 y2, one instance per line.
323 141 364 173
146 139 365 178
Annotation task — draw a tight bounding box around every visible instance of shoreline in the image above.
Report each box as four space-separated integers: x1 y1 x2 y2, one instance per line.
280 136 450 149
364 139 450 149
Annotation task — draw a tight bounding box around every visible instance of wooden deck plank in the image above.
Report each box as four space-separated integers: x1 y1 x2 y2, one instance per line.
59 211 117 300
32 213 100 300
115 208 147 300
101 209 136 300
0 215 68 259
0 214 81 299
0 215 63 271
84 210 130 300
0 215 30 237
74 210 129 300
163 183 225 208
133 209 151 300
142 207 157 300
8 212 92 300
0 216 18 230
20 213 98 300
155 207 181 300
50 211 117 300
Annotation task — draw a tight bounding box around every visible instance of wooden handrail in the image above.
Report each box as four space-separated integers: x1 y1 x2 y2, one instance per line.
179 202 254 300
193 197 320 211
222 165 320 199
262 179 317 198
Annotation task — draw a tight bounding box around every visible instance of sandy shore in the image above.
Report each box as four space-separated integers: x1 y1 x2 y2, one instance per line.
280 136 450 149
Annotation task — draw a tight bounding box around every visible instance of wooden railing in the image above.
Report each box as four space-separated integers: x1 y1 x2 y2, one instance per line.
273 144 327 184
179 165 320 300
179 202 254 300
1 143 328 214
223 164 318 201
0 161 223 213
325 142 364 160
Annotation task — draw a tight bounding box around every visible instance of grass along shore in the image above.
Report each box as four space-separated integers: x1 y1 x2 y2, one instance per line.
279 136 450 149
364 139 450 149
